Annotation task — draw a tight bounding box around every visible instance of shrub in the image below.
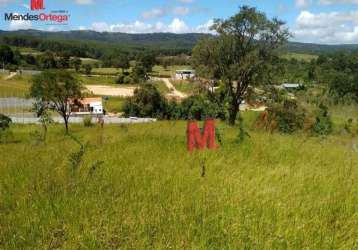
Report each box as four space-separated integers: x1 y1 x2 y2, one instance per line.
0 114 12 130
123 76 133 84
123 83 167 119
256 100 306 134
115 73 125 84
311 104 333 136
83 116 93 127
0 114 13 143
180 95 220 121
165 100 182 120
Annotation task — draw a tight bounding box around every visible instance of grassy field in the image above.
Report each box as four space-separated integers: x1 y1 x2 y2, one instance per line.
282 53 318 62
10 47 43 56
92 68 122 75
79 58 101 65
172 80 198 95
80 75 117 86
0 116 357 249
103 97 126 114
151 80 171 95
0 75 31 98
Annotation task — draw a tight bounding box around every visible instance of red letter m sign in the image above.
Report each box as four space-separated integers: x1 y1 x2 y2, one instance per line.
31 0 44 10
187 119 218 152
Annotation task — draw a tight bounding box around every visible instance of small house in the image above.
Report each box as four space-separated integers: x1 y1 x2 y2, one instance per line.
175 70 195 80
69 97 104 115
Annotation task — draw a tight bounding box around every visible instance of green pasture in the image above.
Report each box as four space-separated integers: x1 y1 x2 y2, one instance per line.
0 116 357 249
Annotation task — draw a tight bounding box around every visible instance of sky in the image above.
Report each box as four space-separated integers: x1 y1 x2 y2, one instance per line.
0 0 358 44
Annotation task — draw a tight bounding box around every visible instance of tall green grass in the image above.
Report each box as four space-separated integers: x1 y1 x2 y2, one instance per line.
0 75 31 98
0 121 357 249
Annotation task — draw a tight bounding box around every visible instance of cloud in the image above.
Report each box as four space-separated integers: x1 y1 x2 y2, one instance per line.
172 6 190 15
142 9 166 19
292 10 358 44
89 18 214 34
168 18 189 33
178 0 194 3
74 0 94 4
142 6 192 19
319 0 358 5
9 13 32 30
295 0 312 9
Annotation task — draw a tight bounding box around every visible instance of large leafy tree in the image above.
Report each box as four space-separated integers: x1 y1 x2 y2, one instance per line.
30 70 82 133
192 6 289 125
70 57 82 72
0 45 14 68
123 83 166 118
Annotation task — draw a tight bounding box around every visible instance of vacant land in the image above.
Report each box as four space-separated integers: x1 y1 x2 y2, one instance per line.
80 75 117 86
103 96 126 114
0 118 357 249
85 85 136 97
0 75 31 98
282 52 318 62
172 80 198 95
92 68 122 75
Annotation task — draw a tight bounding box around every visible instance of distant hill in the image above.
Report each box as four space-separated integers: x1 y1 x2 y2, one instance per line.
0 29 209 51
1 29 358 54
285 42 358 54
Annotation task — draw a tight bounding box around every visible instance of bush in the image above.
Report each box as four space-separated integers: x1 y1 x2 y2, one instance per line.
256 100 306 133
123 76 133 84
83 116 93 127
0 114 12 130
123 83 167 119
311 104 333 136
276 100 306 133
0 114 13 143
115 73 125 84
180 95 221 121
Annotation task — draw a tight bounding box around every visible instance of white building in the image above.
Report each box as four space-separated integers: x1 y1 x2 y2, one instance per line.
69 97 104 116
175 69 196 80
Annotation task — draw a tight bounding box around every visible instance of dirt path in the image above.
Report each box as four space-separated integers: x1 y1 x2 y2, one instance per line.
4 72 18 80
153 77 187 99
85 85 136 97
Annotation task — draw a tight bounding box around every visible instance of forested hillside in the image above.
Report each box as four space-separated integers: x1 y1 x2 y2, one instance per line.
1 29 358 56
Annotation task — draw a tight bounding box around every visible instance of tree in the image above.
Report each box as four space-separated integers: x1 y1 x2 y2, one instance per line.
83 64 92 76
32 100 53 141
136 52 156 72
30 71 82 133
123 83 166 118
131 62 148 82
192 6 289 125
114 54 130 72
70 57 82 72
329 72 358 102
38 51 57 69
57 55 70 69
0 45 14 69
0 114 12 143
0 114 12 130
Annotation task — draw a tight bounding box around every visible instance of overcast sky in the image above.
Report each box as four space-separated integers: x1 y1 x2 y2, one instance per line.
1 0 358 44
